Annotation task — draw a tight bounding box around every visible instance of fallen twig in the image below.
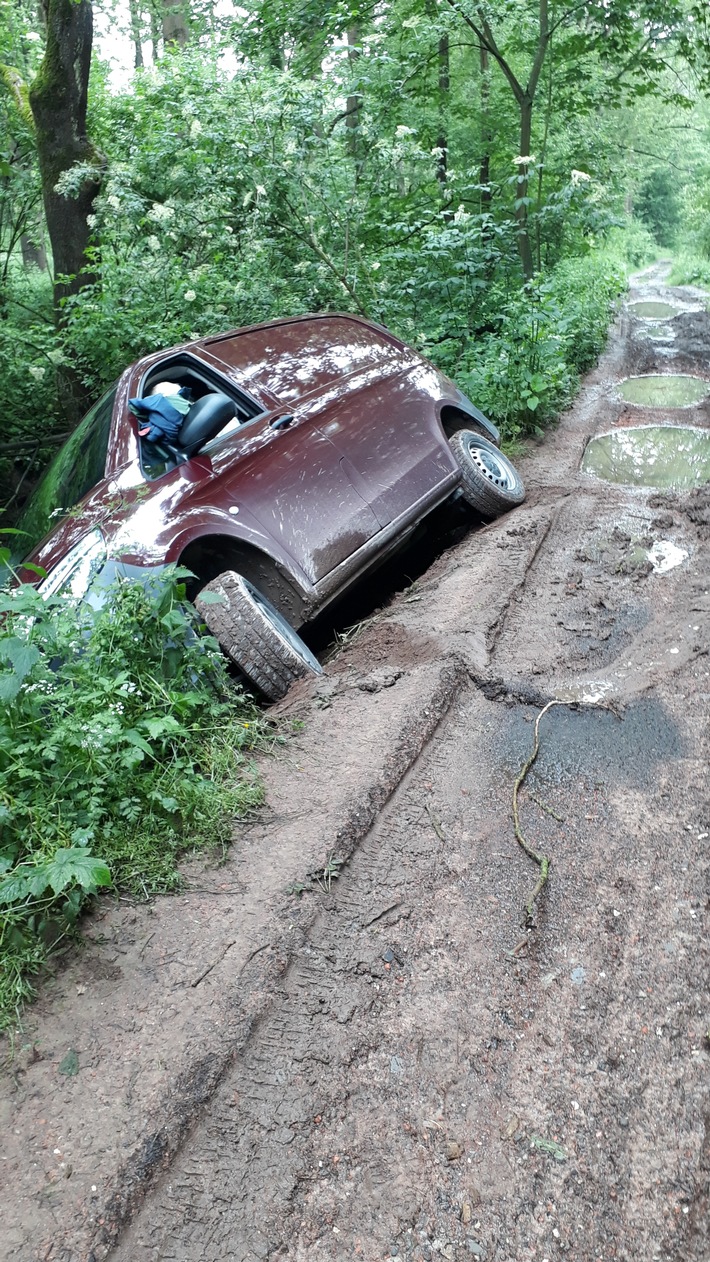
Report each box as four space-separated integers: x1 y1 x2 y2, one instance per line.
528 791 565 822
425 803 447 842
513 699 565 926
513 697 621 925
190 939 236 988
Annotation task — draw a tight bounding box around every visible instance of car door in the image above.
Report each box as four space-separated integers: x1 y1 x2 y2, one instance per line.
314 363 457 527
205 408 382 585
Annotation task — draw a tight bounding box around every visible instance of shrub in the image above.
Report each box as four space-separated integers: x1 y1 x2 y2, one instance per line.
0 567 265 1030
446 254 625 440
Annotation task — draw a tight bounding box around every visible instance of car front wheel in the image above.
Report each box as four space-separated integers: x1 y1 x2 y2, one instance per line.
449 430 525 518
196 571 322 701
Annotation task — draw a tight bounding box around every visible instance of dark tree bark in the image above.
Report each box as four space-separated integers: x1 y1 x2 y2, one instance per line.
162 0 189 49
29 0 103 313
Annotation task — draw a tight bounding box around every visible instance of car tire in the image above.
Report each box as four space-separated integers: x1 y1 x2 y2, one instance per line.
449 430 525 518
196 571 323 701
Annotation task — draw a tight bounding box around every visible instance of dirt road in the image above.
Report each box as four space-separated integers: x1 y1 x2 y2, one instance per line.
3 264 709 1262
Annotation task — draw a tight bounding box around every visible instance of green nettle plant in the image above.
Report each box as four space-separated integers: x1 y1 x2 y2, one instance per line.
0 566 265 1029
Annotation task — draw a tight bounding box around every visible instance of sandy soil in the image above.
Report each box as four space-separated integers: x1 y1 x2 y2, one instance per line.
2 262 708 1262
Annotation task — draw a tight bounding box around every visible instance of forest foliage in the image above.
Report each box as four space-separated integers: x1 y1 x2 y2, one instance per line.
1 0 710 1026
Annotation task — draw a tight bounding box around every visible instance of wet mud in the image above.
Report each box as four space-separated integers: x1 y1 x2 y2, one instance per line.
2 262 709 1262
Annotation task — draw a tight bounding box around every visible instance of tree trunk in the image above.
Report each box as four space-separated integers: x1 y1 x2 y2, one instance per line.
479 45 494 278
150 1 160 61
29 0 103 315
516 97 535 281
345 26 361 159
129 0 144 67
20 232 47 270
436 33 449 191
162 0 189 49
479 45 491 214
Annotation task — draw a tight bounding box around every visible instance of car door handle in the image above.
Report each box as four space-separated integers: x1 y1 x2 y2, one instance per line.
269 414 295 431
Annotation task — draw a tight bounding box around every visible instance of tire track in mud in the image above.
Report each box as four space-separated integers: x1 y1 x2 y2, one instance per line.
110 660 707 1262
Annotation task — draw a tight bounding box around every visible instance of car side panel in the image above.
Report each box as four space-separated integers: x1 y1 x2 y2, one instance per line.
314 362 460 525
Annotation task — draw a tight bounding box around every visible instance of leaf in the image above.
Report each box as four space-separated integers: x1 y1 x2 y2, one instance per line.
43 848 112 895
526 396 540 411
141 715 181 740
530 1134 567 1161
123 729 153 757
0 637 41 678
0 869 31 904
58 1048 79 1076
21 562 48 579
197 590 227 606
0 672 23 703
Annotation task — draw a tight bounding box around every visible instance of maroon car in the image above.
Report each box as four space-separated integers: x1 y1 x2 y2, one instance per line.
15 314 524 699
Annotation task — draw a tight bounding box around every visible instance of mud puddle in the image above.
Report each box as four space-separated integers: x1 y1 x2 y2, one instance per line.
499 696 684 789
582 424 710 489
628 300 680 319
616 374 709 407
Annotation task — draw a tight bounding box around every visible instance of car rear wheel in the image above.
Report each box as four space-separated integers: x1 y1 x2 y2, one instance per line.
196 571 322 702
449 430 525 518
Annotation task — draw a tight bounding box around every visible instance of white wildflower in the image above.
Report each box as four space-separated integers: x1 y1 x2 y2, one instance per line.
371 261 381 271
147 235 160 252
107 194 121 210
396 125 417 138
29 366 46 381
255 184 266 198
513 154 535 166
148 202 175 223
189 119 203 140
453 204 471 224
184 289 197 303
86 214 97 229
571 169 591 185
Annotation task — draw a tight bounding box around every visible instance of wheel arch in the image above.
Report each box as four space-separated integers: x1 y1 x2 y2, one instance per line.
439 402 501 447
179 534 311 628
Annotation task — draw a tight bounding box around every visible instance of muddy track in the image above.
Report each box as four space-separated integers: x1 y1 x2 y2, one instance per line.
3 263 709 1262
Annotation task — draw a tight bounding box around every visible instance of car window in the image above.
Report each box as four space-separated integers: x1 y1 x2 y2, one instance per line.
14 386 117 560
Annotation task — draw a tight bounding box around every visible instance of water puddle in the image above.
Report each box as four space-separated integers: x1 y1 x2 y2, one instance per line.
643 323 676 341
582 425 710 489
616 374 709 407
628 301 680 319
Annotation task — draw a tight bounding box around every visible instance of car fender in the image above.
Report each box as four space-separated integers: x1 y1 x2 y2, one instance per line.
165 511 316 628
437 393 501 447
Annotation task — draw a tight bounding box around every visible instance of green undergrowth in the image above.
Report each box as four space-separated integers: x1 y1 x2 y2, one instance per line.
0 567 266 1033
442 253 626 441
668 252 710 291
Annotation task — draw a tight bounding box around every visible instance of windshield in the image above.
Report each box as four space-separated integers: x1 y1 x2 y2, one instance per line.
14 386 117 561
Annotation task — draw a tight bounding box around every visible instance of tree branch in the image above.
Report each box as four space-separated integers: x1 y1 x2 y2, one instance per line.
444 0 524 102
